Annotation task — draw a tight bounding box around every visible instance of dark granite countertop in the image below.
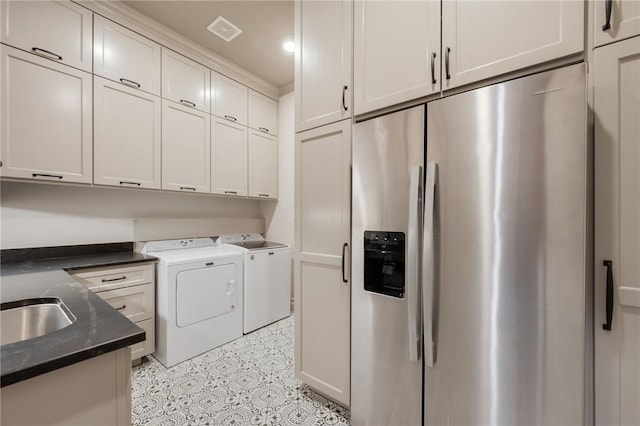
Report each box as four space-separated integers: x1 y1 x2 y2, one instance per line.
0 249 158 387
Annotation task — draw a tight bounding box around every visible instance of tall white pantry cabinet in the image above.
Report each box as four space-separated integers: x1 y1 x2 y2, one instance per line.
594 34 640 426
294 0 353 408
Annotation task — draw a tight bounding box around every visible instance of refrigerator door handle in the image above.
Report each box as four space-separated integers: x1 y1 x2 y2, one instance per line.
407 164 423 363
423 161 438 368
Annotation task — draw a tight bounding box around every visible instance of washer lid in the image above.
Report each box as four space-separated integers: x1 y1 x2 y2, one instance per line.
226 241 289 250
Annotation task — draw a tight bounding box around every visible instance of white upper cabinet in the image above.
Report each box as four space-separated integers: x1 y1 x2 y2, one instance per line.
93 15 161 96
162 100 211 194
0 45 92 183
211 117 248 196
595 0 640 47
248 90 278 136
442 1 584 91
94 76 161 189
211 72 248 126
295 0 352 132
354 0 440 115
161 48 210 113
248 130 278 199
0 0 92 72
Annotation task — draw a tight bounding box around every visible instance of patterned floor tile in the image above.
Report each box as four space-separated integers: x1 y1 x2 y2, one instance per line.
132 316 350 425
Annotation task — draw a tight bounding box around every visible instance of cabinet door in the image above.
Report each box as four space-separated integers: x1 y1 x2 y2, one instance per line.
294 119 351 406
595 0 640 47
248 89 278 135
295 0 352 132
0 46 92 183
354 0 440 115
248 130 277 199
594 35 640 426
94 76 161 189
161 48 210 113
211 72 248 125
0 0 92 72
442 1 584 91
211 118 247 196
162 100 211 193
93 15 161 96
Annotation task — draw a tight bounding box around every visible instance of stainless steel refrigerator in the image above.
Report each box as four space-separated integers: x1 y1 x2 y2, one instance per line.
351 63 588 425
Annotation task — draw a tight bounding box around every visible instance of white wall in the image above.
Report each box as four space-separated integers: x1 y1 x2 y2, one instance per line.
260 91 294 245
0 181 262 249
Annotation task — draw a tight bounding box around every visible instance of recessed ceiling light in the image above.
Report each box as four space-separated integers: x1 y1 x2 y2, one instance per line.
283 40 295 53
207 16 242 42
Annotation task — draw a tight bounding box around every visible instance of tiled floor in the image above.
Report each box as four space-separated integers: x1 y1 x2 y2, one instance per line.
131 317 350 425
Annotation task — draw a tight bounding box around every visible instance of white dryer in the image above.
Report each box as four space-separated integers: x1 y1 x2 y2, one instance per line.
218 234 291 334
139 238 243 367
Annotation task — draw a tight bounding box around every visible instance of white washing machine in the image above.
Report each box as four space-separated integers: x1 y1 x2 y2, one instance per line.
218 234 291 334
139 238 243 367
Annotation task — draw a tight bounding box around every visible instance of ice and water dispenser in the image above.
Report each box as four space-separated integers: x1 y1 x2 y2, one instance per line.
363 231 405 298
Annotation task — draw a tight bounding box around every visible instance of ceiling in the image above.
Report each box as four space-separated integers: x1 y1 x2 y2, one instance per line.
123 0 295 90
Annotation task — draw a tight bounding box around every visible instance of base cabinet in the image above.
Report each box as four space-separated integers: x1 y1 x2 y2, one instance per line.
294 119 351 407
594 35 640 426
70 262 156 361
0 348 131 426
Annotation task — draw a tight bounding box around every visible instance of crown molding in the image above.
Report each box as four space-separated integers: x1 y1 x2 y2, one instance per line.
279 82 294 97
75 0 280 100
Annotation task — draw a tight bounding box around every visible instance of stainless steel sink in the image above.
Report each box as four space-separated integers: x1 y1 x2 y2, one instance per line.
1 298 76 346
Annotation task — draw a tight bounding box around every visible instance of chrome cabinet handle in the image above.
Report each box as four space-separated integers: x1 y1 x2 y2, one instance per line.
258 127 269 133
342 85 348 111
603 0 612 31
602 260 614 330
224 115 237 122
445 47 451 80
119 78 141 88
341 243 348 283
423 161 438 368
32 173 63 180
102 276 127 283
407 164 423 363
180 99 196 108
120 181 141 186
180 186 196 191
31 47 62 61
259 194 269 198
224 190 237 194
431 52 437 85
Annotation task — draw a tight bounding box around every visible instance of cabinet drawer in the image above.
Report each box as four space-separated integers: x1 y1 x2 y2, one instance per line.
71 263 154 292
130 318 155 360
97 283 154 323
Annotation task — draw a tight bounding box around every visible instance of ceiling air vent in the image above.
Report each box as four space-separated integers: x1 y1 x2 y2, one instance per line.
206 16 242 42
